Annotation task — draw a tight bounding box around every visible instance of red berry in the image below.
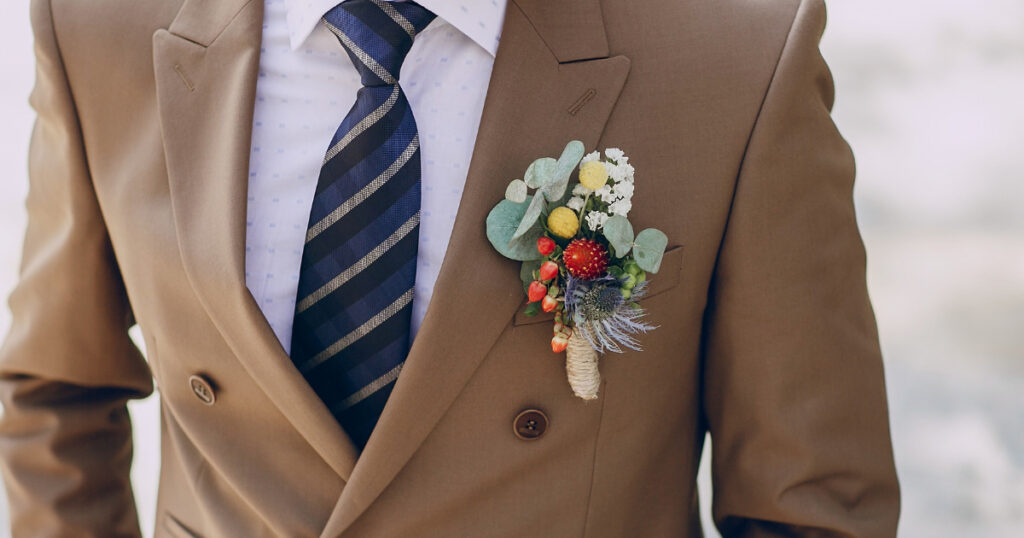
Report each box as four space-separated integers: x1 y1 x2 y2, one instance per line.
538 261 559 281
541 295 558 312
562 239 610 280
536 236 556 256
527 281 547 303
551 333 570 353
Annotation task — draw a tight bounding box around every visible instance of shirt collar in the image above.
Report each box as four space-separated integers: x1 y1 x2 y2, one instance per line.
285 0 507 56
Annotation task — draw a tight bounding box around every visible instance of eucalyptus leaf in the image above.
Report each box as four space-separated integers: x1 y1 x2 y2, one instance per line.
540 179 568 202
507 220 545 261
633 228 668 273
524 157 558 189
603 215 634 258
555 140 585 182
539 141 585 202
505 179 527 203
511 191 546 241
486 198 545 261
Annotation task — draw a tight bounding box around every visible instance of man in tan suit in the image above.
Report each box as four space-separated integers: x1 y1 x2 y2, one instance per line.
0 0 899 535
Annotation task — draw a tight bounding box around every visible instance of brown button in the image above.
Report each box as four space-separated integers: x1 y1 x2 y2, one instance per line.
513 409 548 441
188 374 216 405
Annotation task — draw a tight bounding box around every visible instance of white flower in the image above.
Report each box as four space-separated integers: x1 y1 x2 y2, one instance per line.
572 183 592 196
607 162 634 184
607 162 626 183
581 150 600 165
620 162 635 182
608 198 632 217
604 148 626 163
612 181 634 200
596 185 617 203
585 210 609 231
566 196 585 211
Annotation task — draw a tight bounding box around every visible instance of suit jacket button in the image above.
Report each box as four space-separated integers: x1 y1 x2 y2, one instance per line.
513 409 548 440
189 374 216 405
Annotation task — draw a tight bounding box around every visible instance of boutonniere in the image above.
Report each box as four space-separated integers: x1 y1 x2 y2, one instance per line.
486 141 668 400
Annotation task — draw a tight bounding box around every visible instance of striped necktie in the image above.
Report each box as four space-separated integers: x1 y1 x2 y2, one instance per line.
289 0 436 450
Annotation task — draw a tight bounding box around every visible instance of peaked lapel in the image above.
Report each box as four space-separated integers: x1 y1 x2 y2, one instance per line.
153 0 360 480
320 0 631 534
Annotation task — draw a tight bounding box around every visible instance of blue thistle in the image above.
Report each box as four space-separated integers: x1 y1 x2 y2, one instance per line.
564 274 655 353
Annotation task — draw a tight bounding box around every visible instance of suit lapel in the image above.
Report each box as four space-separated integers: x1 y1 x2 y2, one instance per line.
153 0 360 480
320 0 631 534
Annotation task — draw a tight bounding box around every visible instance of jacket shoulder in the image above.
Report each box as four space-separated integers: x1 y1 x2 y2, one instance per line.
40 0 184 51
602 0 808 90
604 0 805 52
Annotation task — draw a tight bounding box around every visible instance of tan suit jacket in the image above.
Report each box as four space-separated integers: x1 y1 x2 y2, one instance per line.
0 0 899 535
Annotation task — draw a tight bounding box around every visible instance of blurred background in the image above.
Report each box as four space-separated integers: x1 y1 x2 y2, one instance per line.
1 0 1022 536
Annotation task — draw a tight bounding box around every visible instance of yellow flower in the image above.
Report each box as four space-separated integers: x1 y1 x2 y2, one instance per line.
578 161 609 190
547 206 580 239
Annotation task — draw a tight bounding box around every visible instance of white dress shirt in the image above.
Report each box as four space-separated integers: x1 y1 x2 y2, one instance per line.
245 0 507 352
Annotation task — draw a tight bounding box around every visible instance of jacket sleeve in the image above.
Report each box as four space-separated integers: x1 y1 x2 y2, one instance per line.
700 0 901 536
0 0 154 535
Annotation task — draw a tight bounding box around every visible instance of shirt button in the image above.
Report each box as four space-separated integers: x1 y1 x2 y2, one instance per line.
188 374 216 406
513 409 549 441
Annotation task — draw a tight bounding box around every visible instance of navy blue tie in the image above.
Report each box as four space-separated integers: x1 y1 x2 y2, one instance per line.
290 0 436 450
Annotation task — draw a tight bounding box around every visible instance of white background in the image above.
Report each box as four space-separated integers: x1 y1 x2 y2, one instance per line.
1 1 1023 536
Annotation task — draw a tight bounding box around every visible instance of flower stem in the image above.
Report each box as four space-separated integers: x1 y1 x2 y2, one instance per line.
578 193 591 232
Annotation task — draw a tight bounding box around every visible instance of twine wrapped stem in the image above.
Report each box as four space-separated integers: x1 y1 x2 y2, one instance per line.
565 331 600 400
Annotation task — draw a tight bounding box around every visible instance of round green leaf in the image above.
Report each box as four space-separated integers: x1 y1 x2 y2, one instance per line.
486 198 545 261
540 141 586 202
633 228 668 273
524 157 557 189
556 140 586 181
603 215 634 258
505 179 527 203
507 222 545 261
540 178 568 202
512 192 546 240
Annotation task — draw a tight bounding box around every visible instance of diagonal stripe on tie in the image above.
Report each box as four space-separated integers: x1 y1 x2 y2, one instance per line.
323 21 397 85
289 0 437 450
301 288 415 373
316 87 412 196
371 0 416 37
308 135 419 242
322 85 400 165
296 212 419 313
335 361 404 411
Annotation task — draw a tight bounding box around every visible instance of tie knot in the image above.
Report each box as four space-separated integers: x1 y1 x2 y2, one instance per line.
323 0 436 87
